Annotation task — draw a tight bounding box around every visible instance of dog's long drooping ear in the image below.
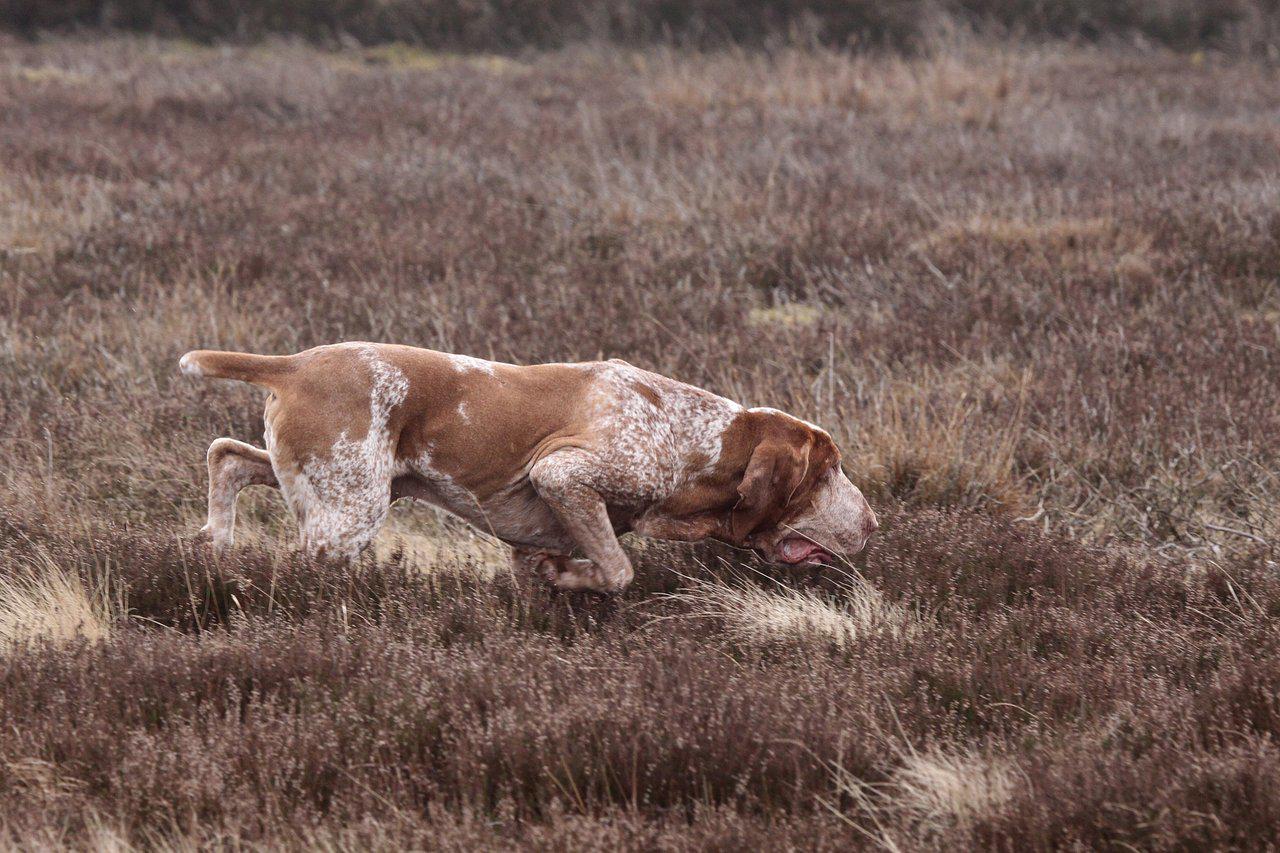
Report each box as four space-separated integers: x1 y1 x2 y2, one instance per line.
729 410 839 542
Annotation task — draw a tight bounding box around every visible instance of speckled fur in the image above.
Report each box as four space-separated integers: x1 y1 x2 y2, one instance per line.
581 360 740 504
269 345 409 559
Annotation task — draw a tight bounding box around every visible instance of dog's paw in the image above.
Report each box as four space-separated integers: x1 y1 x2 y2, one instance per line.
549 559 614 592
537 555 564 586
191 524 232 555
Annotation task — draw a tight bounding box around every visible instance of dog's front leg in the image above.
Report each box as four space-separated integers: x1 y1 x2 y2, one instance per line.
528 451 634 593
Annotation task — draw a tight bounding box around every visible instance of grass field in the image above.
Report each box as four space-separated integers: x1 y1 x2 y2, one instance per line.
2 30 1280 849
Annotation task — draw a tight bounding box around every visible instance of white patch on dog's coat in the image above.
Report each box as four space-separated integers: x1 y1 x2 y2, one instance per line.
275 346 410 558
448 353 498 376
178 352 203 377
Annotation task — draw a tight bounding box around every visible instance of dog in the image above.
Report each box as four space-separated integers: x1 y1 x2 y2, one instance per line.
181 342 878 592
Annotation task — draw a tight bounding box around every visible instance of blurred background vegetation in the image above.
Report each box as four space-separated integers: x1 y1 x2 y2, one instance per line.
2 0 1276 52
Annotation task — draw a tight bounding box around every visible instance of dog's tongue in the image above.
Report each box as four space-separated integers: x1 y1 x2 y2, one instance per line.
780 537 822 563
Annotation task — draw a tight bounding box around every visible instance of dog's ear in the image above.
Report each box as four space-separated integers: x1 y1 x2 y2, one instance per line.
729 411 839 542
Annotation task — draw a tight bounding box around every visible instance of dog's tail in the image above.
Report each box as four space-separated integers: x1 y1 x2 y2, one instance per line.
179 350 296 389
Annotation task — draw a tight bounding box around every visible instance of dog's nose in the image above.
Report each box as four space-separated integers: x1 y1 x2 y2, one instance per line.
863 511 880 536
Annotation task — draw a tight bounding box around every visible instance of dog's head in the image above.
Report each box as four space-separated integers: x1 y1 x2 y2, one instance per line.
726 408 878 566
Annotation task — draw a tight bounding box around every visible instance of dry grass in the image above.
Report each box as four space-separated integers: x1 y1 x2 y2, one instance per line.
911 215 1155 277
849 359 1035 514
892 748 1019 830
1 31 1279 849
0 171 115 257
661 569 918 650
0 551 115 647
371 509 512 579
830 742 1021 849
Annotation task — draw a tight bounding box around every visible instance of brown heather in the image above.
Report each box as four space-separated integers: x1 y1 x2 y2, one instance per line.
2 25 1280 850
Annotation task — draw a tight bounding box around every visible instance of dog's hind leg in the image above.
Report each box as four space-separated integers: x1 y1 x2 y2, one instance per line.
202 438 278 551
271 454 393 563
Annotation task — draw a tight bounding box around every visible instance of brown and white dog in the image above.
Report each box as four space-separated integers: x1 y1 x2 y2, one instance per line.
181 343 878 592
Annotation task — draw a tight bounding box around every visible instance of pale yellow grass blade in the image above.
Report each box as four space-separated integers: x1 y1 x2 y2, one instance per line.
0 551 115 647
662 571 918 651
